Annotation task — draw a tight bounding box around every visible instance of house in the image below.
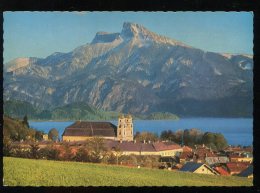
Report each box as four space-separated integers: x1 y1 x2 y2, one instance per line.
228 154 253 163
226 162 251 175
179 152 194 163
179 162 219 175
224 146 253 156
153 142 183 157
238 165 253 178
42 134 49 141
62 121 118 141
193 145 216 163
205 156 229 166
62 114 134 142
105 140 183 156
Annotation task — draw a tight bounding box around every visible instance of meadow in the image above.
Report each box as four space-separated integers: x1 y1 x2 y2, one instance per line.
3 157 252 186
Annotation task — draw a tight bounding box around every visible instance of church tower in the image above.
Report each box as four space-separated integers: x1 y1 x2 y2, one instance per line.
117 114 133 141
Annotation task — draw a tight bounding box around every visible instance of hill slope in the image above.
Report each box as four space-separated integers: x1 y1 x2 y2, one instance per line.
3 157 252 186
3 22 253 117
4 100 120 121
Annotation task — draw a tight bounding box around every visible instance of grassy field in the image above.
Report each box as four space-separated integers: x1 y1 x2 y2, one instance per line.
3 157 253 186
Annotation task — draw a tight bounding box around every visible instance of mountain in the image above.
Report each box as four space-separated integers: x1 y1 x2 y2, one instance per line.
3 22 253 117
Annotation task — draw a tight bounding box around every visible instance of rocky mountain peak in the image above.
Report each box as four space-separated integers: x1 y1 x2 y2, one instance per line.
5 57 31 72
121 22 155 39
120 22 189 47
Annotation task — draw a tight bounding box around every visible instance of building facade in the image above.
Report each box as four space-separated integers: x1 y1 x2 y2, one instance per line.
117 114 134 141
62 114 134 142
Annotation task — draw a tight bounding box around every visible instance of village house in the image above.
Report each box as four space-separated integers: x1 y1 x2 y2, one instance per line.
179 162 219 175
224 146 253 156
62 121 118 141
62 114 133 142
183 144 217 163
228 154 253 163
179 152 194 164
105 140 183 157
238 165 253 178
225 162 251 175
205 156 229 166
42 134 49 141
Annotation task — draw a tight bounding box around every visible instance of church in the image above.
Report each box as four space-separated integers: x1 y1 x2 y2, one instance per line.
62 114 134 142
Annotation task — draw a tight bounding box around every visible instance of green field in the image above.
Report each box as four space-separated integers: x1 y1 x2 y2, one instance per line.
3 157 252 186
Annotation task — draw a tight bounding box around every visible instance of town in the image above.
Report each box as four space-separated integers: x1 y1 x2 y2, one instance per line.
3 114 253 178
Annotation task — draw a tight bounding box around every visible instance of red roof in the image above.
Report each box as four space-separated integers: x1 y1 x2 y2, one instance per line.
62 121 117 137
194 148 216 159
226 162 250 173
182 146 193 152
105 140 182 153
153 142 182 151
179 152 193 159
214 166 230 176
105 140 156 152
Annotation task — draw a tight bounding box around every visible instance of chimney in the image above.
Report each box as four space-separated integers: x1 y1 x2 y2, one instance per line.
202 144 205 148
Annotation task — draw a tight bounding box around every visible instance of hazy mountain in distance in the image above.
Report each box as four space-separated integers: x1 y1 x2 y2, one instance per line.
4 22 253 117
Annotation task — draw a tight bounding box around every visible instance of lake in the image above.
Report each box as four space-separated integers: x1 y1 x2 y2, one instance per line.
29 118 253 146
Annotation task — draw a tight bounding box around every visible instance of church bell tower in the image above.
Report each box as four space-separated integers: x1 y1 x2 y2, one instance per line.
117 114 133 141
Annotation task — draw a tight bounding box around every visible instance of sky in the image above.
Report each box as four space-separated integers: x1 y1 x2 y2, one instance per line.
3 11 253 63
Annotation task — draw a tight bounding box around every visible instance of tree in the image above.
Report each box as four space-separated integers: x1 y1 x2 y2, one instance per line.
175 130 184 145
202 132 228 151
85 137 107 163
134 131 158 142
35 130 44 141
29 143 40 159
111 145 122 165
3 137 12 156
74 147 90 162
160 130 176 142
23 115 30 128
214 133 228 150
48 128 59 141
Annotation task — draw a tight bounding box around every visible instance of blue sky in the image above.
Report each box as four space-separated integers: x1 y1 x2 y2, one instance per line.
3 11 253 63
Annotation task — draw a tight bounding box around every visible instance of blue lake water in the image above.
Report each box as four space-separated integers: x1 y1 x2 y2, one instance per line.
29 118 253 146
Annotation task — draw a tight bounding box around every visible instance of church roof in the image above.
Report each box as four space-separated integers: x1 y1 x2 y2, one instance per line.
62 121 117 137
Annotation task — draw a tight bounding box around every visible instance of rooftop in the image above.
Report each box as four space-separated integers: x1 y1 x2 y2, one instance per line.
62 121 117 137
179 162 204 172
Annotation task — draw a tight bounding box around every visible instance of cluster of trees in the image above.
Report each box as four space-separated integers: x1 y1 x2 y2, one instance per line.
3 137 160 168
4 115 60 143
134 131 159 142
146 112 179 120
132 129 228 151
160 128 228 151
3 134 161 168
3 115 36 142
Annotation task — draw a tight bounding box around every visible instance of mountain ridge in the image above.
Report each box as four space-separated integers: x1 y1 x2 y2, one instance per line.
3 22 253 117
